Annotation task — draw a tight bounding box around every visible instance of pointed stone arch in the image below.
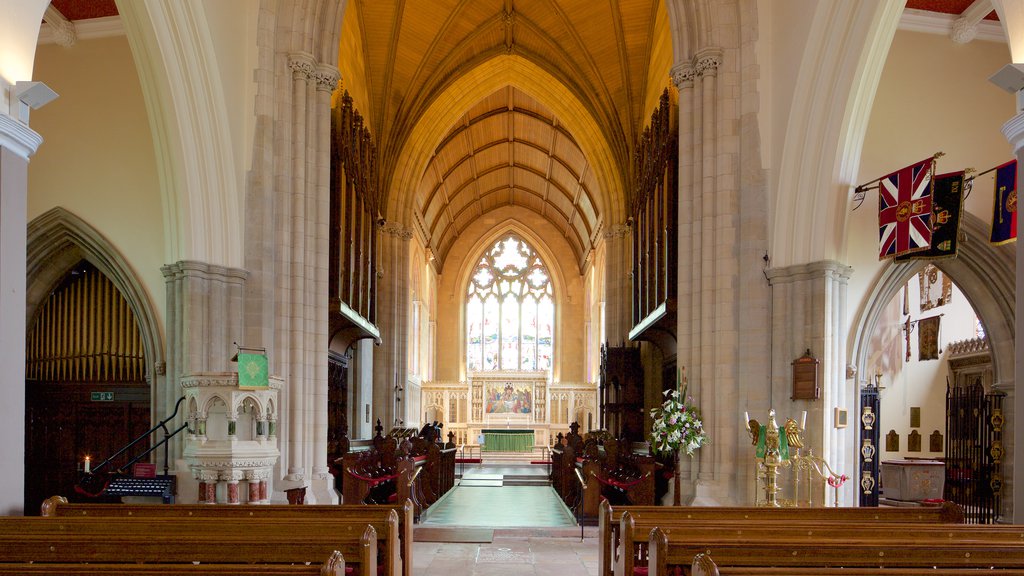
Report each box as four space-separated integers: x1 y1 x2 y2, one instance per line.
27 207 165 383
848 212 1015 516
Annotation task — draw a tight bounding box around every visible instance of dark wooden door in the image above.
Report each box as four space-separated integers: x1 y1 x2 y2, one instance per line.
25 381 150 514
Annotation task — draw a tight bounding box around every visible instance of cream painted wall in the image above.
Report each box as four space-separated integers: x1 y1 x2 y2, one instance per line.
869 277 979 461
847 31 1013 332
29 35 165 332
434 206 587 384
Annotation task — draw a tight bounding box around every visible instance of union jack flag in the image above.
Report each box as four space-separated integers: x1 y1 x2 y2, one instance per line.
878 157 935 260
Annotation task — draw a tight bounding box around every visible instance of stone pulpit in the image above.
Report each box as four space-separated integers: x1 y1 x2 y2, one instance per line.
182 372 282 504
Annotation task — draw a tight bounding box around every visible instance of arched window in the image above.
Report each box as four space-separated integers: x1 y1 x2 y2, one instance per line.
466 234 554 372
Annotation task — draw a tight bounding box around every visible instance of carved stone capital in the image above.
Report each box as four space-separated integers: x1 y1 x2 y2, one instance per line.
381 220 414 240
315 65 341 92
603 223 631 239
287 52 316 81
694 48 723 78
671 63 695 88
45 5 77 47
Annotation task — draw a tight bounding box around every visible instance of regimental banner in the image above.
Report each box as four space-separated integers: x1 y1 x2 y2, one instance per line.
895 171 964 261
990 159 1017 245
237 352 269 389
918 315 941 361
879 157 935 260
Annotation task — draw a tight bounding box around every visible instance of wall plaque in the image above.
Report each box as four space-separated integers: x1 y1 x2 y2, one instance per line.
886 429 899 452
910 407 921 428
908 430 922 452
929 430 943 452
791 349 820 400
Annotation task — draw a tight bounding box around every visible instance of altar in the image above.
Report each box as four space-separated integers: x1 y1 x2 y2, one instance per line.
880 459 945 502
481 429 534 452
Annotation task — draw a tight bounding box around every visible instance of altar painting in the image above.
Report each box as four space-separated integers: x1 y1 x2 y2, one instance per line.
486 383 532 414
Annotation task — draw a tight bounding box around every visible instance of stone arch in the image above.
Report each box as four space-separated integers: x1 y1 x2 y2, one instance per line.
27 208 164 385
848 212 1015 513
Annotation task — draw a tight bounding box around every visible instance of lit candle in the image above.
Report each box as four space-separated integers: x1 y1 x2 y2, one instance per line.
744 411 750 431
800 411 807 430
84 456 91 473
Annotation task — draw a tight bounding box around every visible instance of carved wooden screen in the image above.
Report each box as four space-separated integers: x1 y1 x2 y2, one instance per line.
630 89 677 341
330 92 380 345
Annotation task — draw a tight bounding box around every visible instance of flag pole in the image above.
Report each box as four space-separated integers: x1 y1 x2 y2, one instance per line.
851 151 944 211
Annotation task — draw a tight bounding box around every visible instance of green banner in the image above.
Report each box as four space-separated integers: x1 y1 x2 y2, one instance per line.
237 352 269 389
755 425 790 461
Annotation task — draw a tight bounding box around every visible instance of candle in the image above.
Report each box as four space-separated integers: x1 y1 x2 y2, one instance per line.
744 411 750 431
800 410 807 430
84 456 91 473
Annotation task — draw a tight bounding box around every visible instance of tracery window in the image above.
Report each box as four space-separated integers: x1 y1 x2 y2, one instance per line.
466 234 554 372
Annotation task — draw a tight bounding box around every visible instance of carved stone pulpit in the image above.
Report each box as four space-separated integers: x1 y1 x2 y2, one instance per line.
182 372 282 504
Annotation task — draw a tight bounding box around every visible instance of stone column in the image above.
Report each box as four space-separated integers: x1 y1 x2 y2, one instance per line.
765 261 852 506
1002 109 1024 523
375 221 412 428
602 224 631 346
0 114 40 515
161 262 246 467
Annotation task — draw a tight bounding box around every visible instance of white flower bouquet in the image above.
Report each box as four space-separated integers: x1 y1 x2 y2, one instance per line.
650 386 708 457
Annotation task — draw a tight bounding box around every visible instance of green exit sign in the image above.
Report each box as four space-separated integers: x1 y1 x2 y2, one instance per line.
90 392 114 402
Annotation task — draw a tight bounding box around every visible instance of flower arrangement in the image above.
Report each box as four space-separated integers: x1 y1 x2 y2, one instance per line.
649 385 708 457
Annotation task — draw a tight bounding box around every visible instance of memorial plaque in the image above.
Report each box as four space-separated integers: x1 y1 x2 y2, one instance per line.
929 430 943 452
910 407 921 428
908 430 921 452
791 349 820 400
886 429 899 452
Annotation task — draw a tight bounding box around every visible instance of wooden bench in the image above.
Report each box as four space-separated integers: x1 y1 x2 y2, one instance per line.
0 550 344 575
598 500 964 576
690 554 1024 576
645 520 1024 576
43 496 413 576
0 516 378 576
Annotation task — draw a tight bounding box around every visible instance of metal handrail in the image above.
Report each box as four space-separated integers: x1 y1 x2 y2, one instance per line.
408 465 423 488
92 395 188 476
572 466 587 540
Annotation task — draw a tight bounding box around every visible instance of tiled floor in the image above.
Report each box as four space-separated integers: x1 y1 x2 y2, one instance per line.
412 464 598 575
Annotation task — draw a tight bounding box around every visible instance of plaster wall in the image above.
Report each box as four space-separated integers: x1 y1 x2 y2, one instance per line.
848 31 1013 333
29 35 165 332
434 206 587 384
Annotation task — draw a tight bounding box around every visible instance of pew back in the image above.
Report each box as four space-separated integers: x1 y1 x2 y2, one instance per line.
43 497 412 576
0 550 345 576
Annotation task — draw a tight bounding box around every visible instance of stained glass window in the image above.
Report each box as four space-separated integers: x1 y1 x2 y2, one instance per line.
466 235 554 373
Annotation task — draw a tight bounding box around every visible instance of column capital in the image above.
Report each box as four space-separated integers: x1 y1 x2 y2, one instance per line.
0 113 43 159
671 62 695 88
603 222 631 239
314 64 341 93
381 220 413 240
287 52 316 80
694 48 723 78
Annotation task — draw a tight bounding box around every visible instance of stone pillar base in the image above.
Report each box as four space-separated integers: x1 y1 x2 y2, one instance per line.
306 475 339 505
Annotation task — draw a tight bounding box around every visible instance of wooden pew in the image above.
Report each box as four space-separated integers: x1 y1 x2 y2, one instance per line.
0 516 378 576
598 500 964 576
43 496 413 576
0 550 344 575
690 553 1024 576
645 520 1024 576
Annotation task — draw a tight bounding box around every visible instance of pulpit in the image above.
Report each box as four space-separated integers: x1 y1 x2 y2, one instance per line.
182 372 282 504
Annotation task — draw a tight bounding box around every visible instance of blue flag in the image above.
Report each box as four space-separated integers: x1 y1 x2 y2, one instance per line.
990 160 1017 245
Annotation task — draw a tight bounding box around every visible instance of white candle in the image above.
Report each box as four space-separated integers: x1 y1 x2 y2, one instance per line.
744 411 750 430
84 456 91 473
800 411 807 430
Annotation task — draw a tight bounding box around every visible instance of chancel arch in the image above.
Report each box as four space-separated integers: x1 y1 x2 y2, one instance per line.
848 213 1015 519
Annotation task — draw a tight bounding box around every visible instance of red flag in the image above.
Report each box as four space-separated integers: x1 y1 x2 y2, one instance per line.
879 157 934 259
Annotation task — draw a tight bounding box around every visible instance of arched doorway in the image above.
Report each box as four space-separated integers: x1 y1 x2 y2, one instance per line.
24 260 151 513
849 214 1015 519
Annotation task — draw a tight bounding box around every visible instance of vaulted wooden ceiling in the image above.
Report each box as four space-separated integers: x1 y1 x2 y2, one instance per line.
418 87 600 269
348 0 669 271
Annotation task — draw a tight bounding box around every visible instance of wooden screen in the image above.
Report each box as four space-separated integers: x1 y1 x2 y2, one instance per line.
25 261 150 514
630 89 677 342
329 92 380 346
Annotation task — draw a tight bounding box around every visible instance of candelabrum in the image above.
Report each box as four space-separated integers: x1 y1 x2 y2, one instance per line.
745 408 805 507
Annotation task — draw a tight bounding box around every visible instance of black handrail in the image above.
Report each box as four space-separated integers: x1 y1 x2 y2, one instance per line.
92 396 188 476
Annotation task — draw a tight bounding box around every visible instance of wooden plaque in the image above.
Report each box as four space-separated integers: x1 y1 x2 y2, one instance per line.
791 349 820 400
929 430 943 452
910 407 921 428
908 430 922 452
886 429 899 452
